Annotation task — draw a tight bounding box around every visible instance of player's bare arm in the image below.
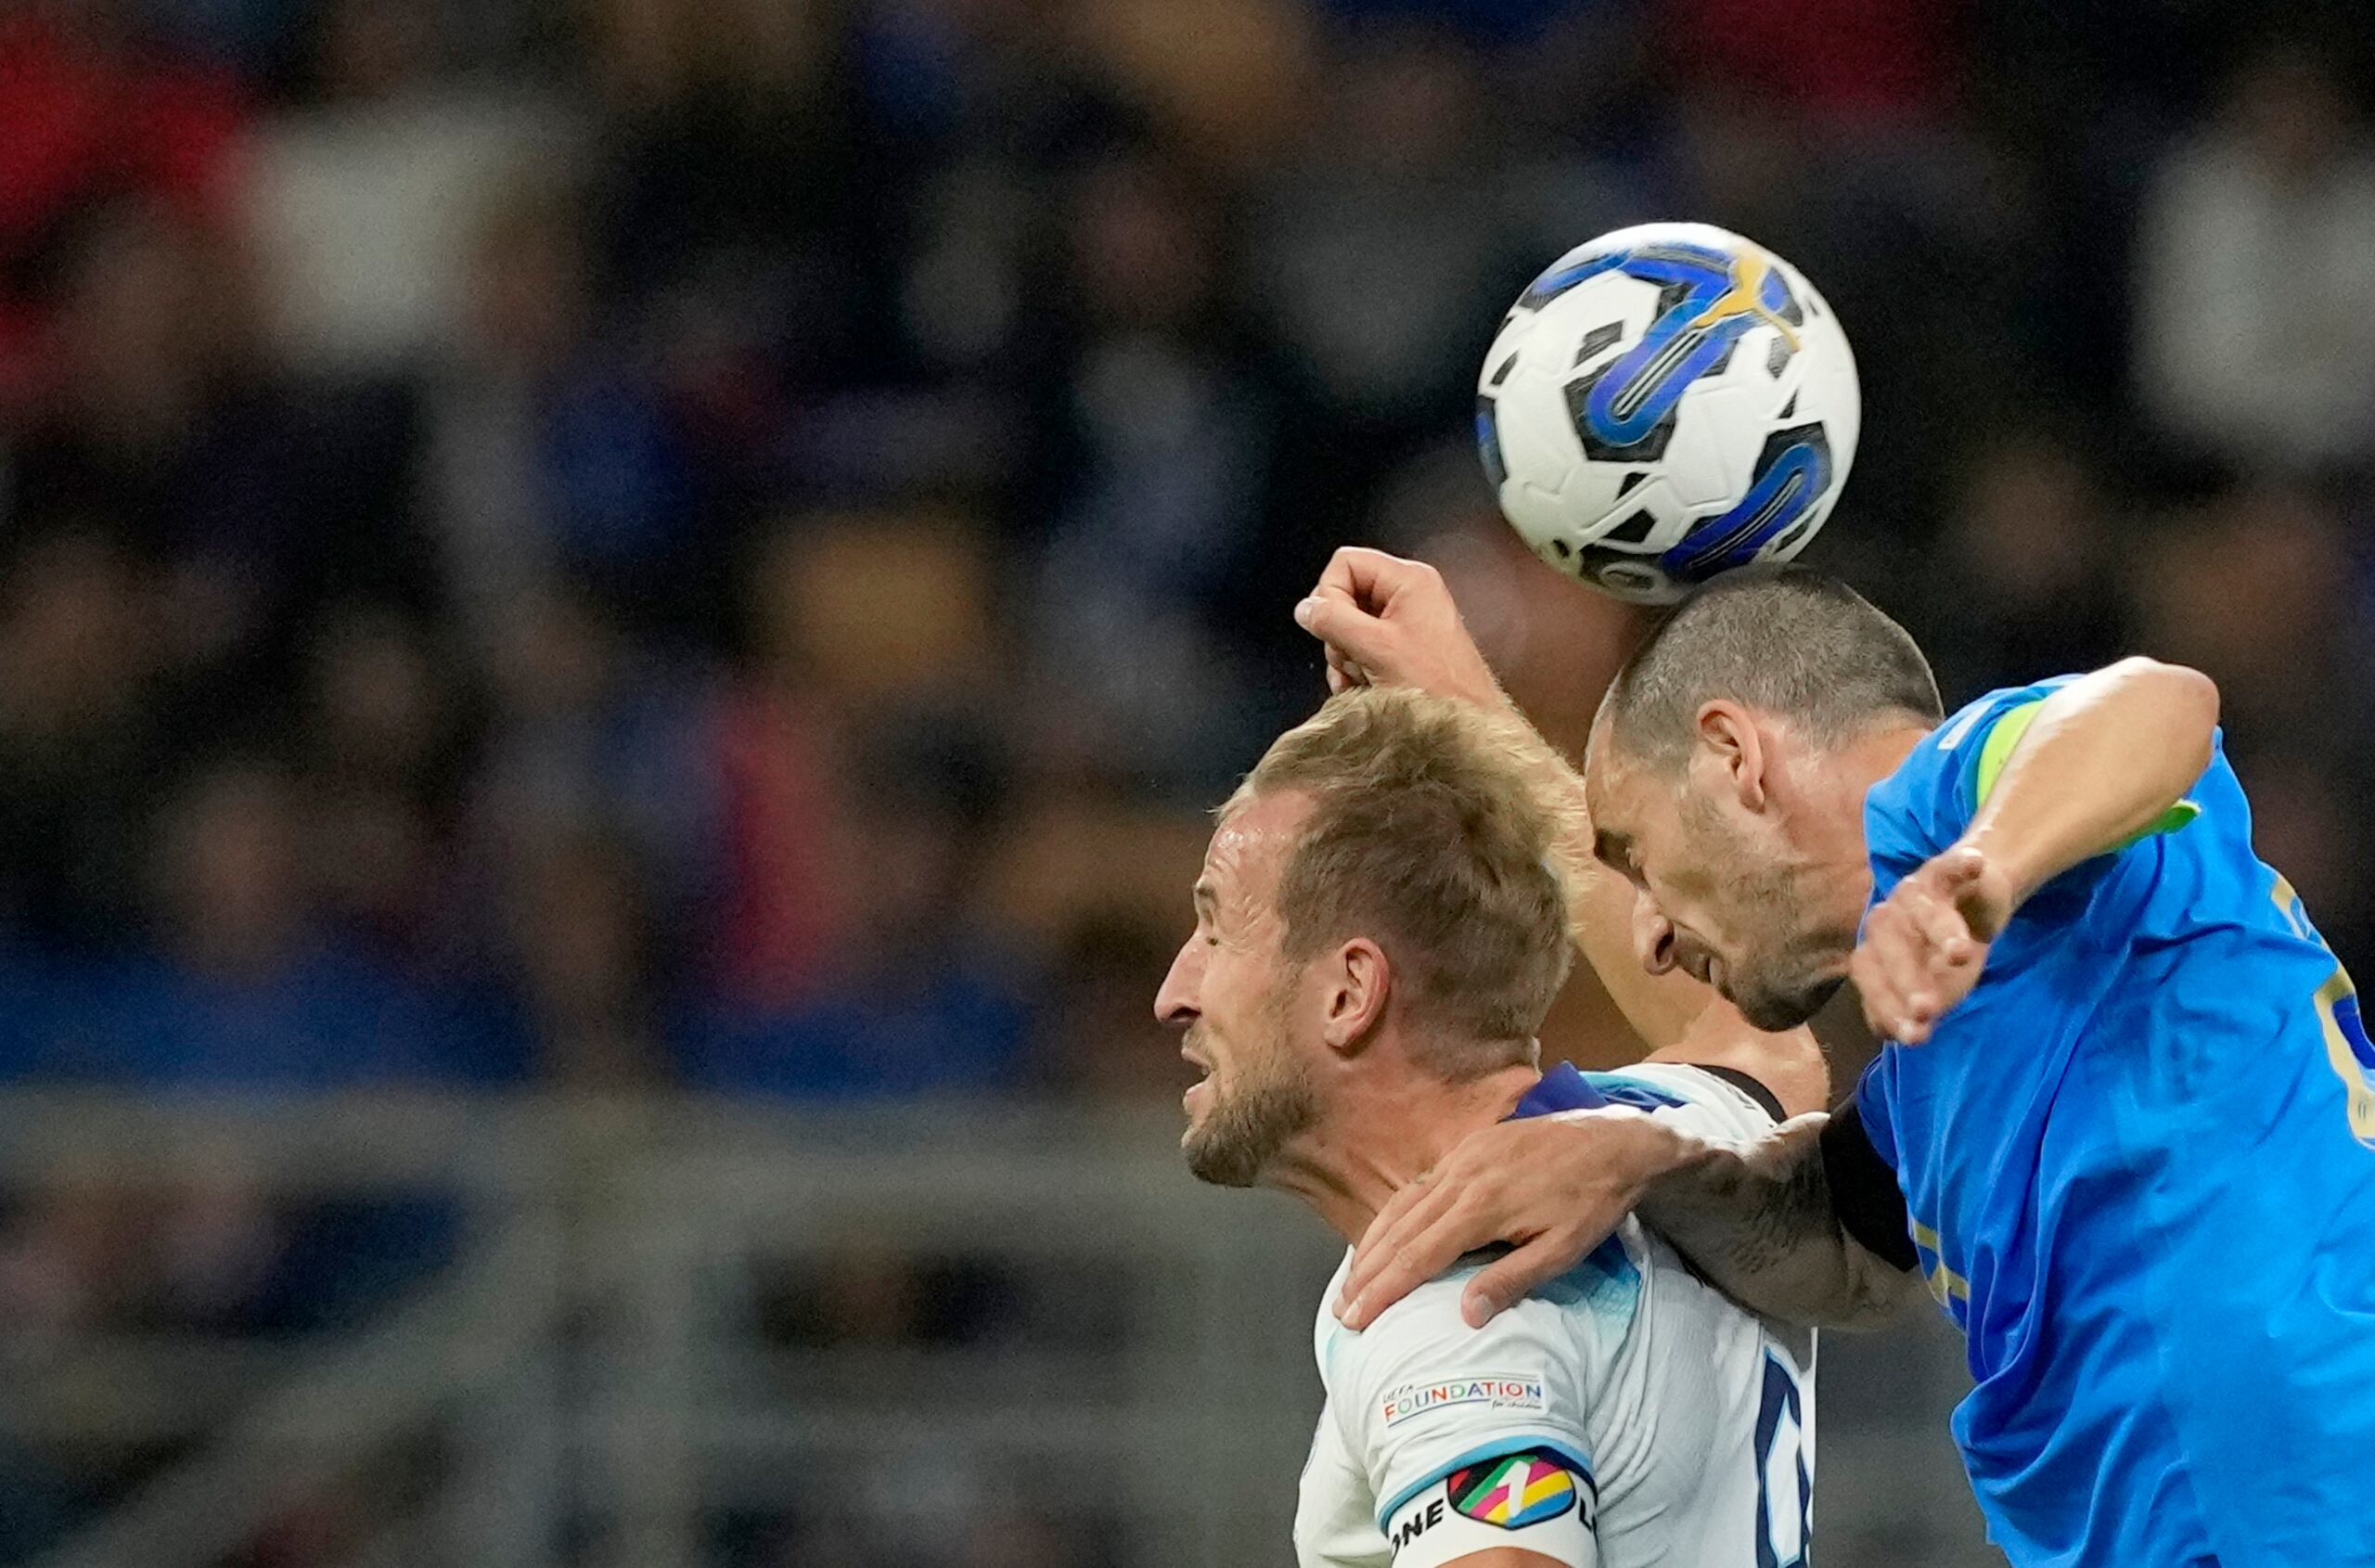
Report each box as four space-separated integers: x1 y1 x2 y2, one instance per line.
1631 1110 1927 1330
1334 993 1826 1325
1337 1086 1920 1332
1296 546 1777 1055
1855 657 2219 1044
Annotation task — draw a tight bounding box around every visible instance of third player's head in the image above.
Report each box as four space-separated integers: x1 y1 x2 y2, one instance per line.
1154 688 1573 1189
1584 567 1942 1032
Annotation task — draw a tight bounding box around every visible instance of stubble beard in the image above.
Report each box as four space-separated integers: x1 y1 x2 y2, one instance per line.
1730 958 1844 1032
1181 987 1318 1189
1695 802 1848 1033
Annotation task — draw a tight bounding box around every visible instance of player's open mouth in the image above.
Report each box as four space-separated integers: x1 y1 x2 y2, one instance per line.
1181 1049 1214 1113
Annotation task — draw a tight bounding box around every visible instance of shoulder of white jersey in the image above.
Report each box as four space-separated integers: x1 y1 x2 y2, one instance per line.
1577 1060 1780 1145
1327 1263 1599 1536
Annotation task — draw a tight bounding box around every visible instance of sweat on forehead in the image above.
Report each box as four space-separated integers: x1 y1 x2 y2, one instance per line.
1598 564 1944 767
1204 790 1309 886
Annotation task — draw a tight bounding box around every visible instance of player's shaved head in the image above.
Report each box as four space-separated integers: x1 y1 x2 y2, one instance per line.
1599 566 1941 769
1580 566 1937 1031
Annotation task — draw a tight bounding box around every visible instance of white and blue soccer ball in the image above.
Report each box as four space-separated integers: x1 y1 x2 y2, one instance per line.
1475 223 1859 605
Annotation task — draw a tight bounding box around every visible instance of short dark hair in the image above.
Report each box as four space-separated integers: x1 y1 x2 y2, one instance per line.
1601 566 1942 768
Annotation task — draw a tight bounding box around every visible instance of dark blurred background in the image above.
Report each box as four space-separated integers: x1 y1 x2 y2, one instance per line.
0 0 2368 1563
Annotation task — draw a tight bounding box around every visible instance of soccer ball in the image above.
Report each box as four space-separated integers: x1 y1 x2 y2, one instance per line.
1474 223 1859 605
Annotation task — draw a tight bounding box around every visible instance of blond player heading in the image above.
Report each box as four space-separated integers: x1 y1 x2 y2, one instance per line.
1155 685 1824 1566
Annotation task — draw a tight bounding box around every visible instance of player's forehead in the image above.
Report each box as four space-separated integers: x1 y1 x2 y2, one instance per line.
1583 722 1657 845
1200 790 1313 908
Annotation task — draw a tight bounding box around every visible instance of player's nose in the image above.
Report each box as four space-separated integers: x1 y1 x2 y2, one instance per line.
1632 893 1678 976
1154 936 1201 1027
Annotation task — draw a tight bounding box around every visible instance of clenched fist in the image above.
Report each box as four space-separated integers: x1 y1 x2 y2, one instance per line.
1293 546 1502 711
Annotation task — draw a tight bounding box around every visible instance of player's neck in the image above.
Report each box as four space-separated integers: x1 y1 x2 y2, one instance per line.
1840 722 1929 801
1809 721 1931 886
1265 1060 1542 1246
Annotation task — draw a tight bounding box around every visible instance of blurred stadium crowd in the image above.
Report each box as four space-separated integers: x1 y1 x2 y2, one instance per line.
0 0 2372 1561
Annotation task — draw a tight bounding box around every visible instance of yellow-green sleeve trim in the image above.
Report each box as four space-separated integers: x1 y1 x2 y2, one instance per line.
1972 699 2200 848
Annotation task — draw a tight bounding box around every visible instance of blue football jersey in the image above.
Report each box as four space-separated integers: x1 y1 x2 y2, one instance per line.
1855 678 2375 1568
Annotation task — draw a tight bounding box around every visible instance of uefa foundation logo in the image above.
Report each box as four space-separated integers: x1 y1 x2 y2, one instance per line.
1379 1374 1548 1429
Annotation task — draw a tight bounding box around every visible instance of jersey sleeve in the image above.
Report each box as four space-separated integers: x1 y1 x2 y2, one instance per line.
1297 1393 1393 1568
1333 1279 1599 1567
1862 683 2064 889
1864 676 2205 922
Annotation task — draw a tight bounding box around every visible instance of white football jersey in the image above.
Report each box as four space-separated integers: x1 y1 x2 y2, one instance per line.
1294 1062 1817 1568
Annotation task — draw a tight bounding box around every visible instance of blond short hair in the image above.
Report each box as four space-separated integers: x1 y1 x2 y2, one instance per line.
1228 688 1573 1076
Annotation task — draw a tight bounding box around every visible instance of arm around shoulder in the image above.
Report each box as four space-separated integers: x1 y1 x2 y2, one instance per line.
1635 1109 1925 1330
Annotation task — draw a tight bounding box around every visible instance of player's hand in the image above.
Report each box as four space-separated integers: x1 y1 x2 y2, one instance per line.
1850 844 2013 1045
1293 547 1502 710
1335 1110 1688 1331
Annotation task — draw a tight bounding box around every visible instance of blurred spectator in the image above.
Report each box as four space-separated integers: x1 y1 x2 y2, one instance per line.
0 1155 147 1350
583 0 873 379
2125 484 2374 952
1919 430 2125 700
20 199 230 469
0 529 170 947
0 0 249 416
755 510 997 706
421 175 700 650
297 608 461 961
498 823 663 1089
1250 27 1510 437
677 713 1029 1101
1021 145 1286 795
241 0 582 374
2135 36 2375 476
1068 0 1315 169
2126 486 2368 751
700 511 1002 1009
51 759 505 1088
468 583 723 968
975 790 1214 965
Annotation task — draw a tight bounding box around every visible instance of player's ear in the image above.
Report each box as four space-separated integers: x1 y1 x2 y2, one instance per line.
1694 700 1769 812
1321 937 1392 1055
